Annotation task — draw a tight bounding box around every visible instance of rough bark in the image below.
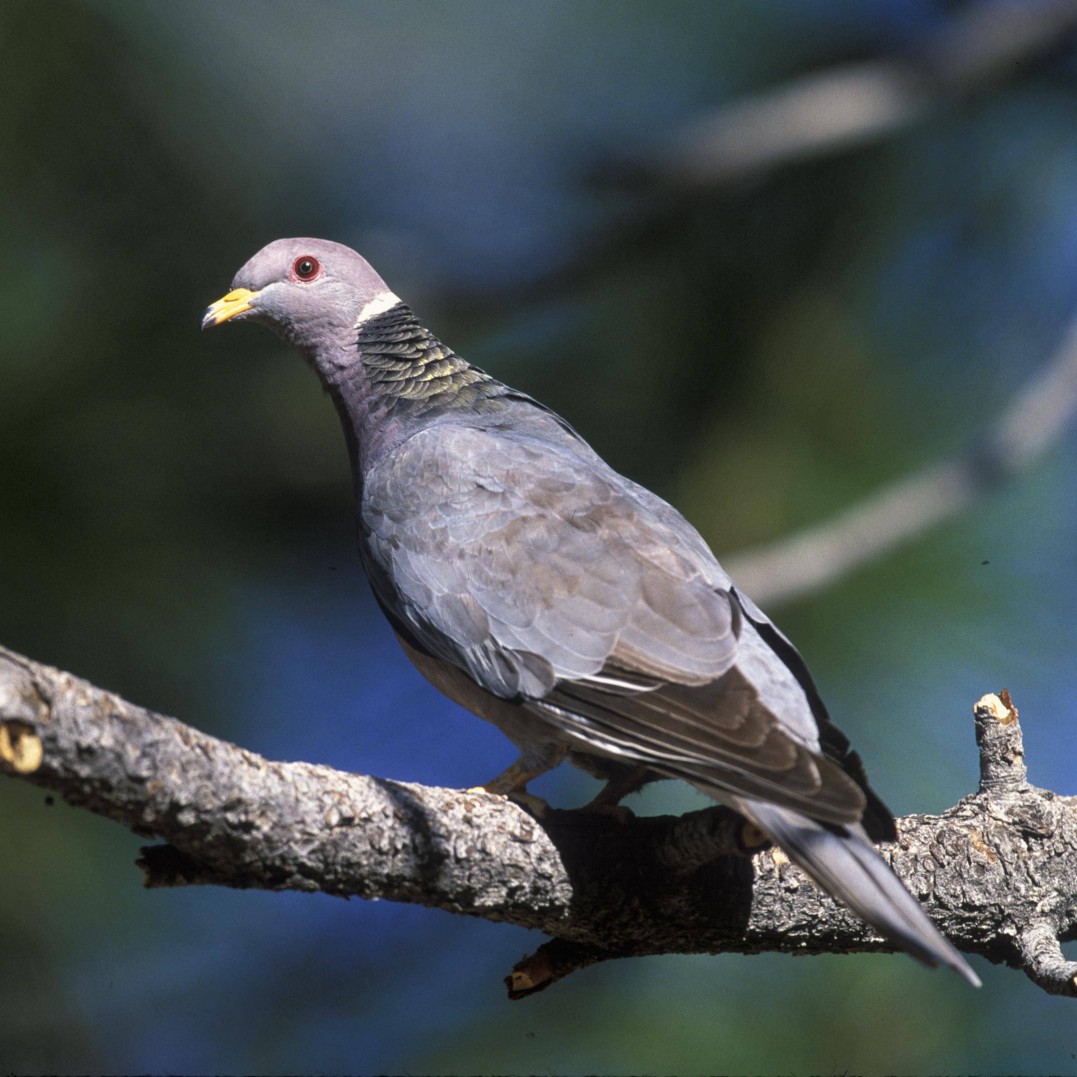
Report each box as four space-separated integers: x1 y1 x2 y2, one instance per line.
2 645 1074 999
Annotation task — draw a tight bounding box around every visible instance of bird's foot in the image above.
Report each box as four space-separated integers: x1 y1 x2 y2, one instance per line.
504 790 551 819
465 784 550 819
479 758 544 795
468 759 551 818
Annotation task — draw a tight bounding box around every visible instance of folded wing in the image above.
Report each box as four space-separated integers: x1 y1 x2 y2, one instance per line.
361 421 867 824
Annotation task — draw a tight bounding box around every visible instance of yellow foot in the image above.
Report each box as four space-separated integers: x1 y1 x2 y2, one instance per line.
481 758 543 795
467 756 552 818
504 790 550 819
465 784 549 819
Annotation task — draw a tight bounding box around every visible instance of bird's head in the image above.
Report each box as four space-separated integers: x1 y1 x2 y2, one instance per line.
202 238 398 356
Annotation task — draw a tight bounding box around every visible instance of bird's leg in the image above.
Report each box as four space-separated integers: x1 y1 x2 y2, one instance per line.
471 743 567 818
578 762 653 822
479 761 551 817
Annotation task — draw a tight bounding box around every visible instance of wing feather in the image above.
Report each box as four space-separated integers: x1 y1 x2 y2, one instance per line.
362 421 865 821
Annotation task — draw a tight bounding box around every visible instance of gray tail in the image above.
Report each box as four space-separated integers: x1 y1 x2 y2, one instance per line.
741 799 981 987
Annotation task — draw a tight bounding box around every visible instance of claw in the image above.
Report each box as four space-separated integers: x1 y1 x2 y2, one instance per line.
468 758 552 818
502 790 551 819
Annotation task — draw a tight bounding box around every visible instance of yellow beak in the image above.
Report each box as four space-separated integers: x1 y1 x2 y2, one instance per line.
201 287 259 329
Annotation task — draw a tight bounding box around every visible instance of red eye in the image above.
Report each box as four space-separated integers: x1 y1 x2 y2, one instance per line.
292 256 321 281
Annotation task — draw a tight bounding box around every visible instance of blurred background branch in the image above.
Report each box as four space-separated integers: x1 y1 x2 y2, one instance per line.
651 0 1077 192
444 0 1077 310
726 304 1077 604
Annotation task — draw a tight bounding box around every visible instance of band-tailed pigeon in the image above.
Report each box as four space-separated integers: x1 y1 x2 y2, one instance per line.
203 237 980 986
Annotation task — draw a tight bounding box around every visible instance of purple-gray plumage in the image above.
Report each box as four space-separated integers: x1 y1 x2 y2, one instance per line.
203 237 981 987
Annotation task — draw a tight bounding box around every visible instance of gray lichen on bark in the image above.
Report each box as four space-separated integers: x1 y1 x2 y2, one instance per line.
1 644 1075 998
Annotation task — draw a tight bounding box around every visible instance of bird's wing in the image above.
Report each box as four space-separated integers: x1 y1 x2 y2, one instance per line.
361 421 866 824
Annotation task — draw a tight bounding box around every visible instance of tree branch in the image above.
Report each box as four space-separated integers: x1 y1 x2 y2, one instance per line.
2 645 1074 999
642 0 1077 195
